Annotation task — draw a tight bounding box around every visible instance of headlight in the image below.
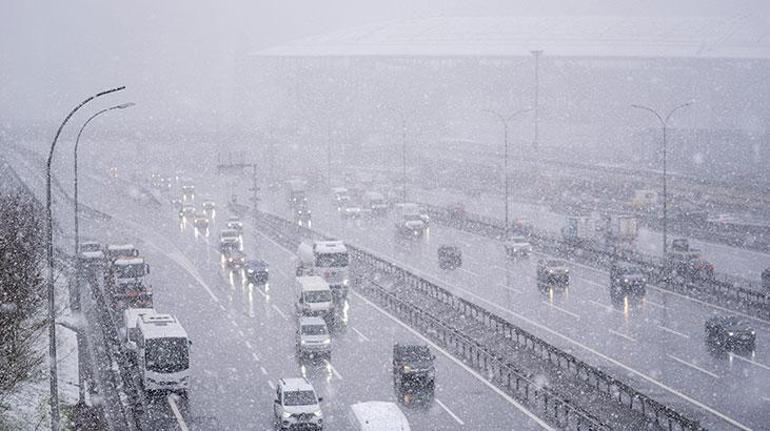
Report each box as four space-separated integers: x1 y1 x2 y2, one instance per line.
343 279 349 286
300 339 308 345
313 409 322 417
247 269 254 273
624 279 629 283
728 332 734 336
281 411 292 419
403 365 411 372
322 338 331 345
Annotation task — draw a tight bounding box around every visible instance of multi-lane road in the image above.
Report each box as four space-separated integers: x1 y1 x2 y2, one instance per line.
256 184 770 431
72 168 553 430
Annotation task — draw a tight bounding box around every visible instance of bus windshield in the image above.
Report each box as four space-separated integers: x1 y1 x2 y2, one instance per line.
115 263 147 278
145 338 189 373
315 252 348 268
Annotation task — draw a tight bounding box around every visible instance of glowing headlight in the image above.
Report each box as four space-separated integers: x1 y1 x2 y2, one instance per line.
343 278 349 286
247 269 254 273
728 332 734 336
313 409 322 417
281 411 292 419
321 338 331 345
403 365 411 372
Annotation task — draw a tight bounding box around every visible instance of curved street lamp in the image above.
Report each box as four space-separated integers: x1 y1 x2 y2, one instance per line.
72 102 134 406
484 108 531 232
631 102 692 254
45 86 125 431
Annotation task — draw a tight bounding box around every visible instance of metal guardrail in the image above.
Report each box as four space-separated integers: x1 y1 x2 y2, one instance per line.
254 211 704 431
421 203 770 320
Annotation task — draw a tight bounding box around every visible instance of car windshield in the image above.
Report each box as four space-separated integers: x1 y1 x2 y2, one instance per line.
145 338 189 373
301 324 328 335
315 252 348 268
283 390 316 406
304 290 332 303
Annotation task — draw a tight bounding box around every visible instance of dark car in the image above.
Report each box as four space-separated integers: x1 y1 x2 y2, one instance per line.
705 316 756 352
761 268 770 290
609 262 647 296
437 245 462 269
537 259 569 287
222 247 245 269
393 344 435 395
294 205 312 228
244 259 269 284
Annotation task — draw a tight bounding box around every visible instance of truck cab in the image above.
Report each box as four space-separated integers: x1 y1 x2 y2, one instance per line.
136 314 191 394
393 344 435 397
111 257 152 309
79 241 105 267
296 240 350 299
295 276 333 316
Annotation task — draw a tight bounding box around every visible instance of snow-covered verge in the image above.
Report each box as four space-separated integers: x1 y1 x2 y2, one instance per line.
1 276 80 431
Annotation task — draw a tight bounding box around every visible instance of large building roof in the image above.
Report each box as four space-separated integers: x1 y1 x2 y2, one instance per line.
252 15 770 59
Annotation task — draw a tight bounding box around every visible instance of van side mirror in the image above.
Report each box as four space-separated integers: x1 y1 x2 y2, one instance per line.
145 264 150 274
188 340 193 346
317 397 323 403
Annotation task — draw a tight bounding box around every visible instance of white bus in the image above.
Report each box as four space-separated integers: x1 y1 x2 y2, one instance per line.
136 314 191 393
296 240 350 299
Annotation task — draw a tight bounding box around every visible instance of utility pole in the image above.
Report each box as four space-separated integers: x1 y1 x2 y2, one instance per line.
402 116 407 204
530 50 543 152
327 123 332 187
631 102 692 254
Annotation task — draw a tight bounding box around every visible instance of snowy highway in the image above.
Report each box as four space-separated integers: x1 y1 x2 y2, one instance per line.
72 168 551 430
252 183 770 431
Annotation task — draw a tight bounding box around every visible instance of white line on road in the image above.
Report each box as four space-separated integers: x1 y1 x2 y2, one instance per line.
587 299 621 314
669 355 721 379
762 396 770 402
218 303 226 311
237 330 245 337
649 285 770 327
657 325 690 339
167 394 189 431
541 301 580 319
271 304 288 320
252 352 260 362
435 398 465 425
498 283 522 294
644 299 667 309
260 366 268 375
458 267 479 277
352 291 555 430
230 319 239 328
324 359 343 380
268 380 275 390
352 327 371 342
372 257 751 430
608 329 636 342
244 340 253 349
730 353 770 372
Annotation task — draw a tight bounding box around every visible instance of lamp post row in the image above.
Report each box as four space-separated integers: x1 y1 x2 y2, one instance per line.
45 86 131 431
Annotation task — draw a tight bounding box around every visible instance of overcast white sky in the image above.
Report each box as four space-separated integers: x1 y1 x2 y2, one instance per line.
1 0 768 133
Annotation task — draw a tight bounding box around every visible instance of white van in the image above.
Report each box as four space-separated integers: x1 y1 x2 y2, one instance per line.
295 276 333 316
349 401 411 431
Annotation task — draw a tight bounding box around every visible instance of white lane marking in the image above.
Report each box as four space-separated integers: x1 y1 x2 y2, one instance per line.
435 398 465 426
231 319 239 328
218 303 226 311
260 366 268 375
644 299 667 309
498 283 522 294
268 380 275 390
587 299 621 314
167 394 189 431
657 325 690 339
254 285 268 299
669 355 721 379
366 255 750 430
574 275 604 288
541 301 580 320
252 352 260 362
352 327 371 342
609 329 636 343
323 359 343 380
352 291 554 430
730 353 770 372
458 267 479 277
271 304 288 320
649 285 770 327
244 340 253 349
237 330 245 337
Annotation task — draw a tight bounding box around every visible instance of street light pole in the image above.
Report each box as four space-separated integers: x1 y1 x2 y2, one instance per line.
72 102 134 406
46 86 125 431
484 108 531 233
531 50 543 151
631 102 692 254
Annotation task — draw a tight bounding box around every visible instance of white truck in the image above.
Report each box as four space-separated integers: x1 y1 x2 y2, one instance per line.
349 401 411 431
295 276 334 316
135 313 191 393
109 257 152 310
363 191 388 216
297 240 350 299
393 203 427 237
